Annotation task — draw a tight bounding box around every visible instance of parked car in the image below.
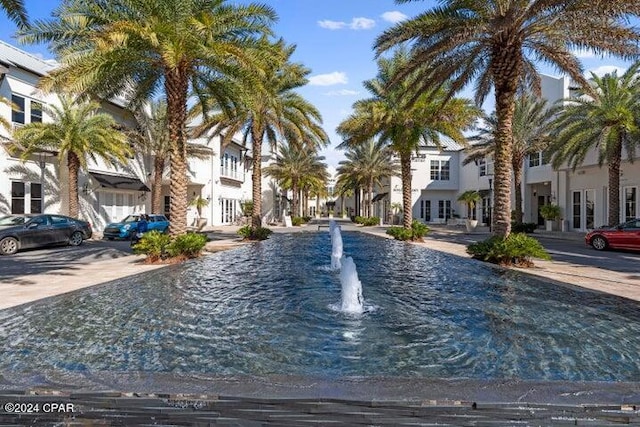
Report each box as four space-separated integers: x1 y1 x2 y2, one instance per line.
103 214 170 240
585 218 640 251
0 214 92 255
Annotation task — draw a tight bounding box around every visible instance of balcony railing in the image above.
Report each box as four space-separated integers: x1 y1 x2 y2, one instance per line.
220 168 243 181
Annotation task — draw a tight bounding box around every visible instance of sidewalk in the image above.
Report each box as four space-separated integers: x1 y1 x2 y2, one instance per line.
1 222 638 310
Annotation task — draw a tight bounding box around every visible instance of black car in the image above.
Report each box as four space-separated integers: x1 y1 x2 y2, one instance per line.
0 214 93 255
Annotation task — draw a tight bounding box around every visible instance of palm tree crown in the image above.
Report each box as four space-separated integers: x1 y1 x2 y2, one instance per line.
21 0 277 235
194 40 328 228
338 48 479 229
263 143 327 218
376 0 640 236
550 65 640 226
337 139 398 218
11 97 131 218
1 0 27 27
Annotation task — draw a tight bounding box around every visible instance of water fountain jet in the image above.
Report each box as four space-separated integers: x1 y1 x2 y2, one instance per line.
339 256 364 314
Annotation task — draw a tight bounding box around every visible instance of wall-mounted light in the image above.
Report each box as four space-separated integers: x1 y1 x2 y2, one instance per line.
82 183 91 194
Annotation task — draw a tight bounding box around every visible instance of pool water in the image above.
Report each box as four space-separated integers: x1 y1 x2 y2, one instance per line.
1 232 640 381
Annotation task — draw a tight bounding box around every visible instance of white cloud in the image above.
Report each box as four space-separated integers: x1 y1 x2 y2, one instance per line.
318 17 375 30
381 11 408 23
309 72 348 86
572 48 596 59
587 65 626 78
318 20 346 30
325 89 359 96
350 17 375 30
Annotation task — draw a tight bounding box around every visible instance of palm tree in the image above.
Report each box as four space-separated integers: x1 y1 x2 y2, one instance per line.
263 143 327 218
10 97 131 218
194 40 329 228
21 0 277 235
130 100 214 214
375 0 640 237
464 95 556 223
1 0 27 27
337 139 398 218
338 48 479 229
550 66 640 226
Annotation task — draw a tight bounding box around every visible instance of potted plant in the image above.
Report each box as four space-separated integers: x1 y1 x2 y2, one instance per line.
457 190 481 232
540 203 561 231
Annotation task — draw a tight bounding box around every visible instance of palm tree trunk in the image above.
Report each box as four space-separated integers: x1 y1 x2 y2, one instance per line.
165 67 189 236
292 179 299 218
608 141 623 225
67 152 80 218
152 156 165 214
400 152 412 229
491 53 522 237
368 180 373 218
513 158 523 223
251 124 264 228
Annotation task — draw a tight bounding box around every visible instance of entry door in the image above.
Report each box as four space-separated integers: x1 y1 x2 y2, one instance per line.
572 190 595 231
537 196 546 226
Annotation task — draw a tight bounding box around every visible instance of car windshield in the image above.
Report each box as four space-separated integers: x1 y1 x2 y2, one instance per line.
121 215 140 223
0 215 27 226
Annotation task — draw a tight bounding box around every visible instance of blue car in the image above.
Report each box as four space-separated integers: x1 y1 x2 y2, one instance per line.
103 214 170 240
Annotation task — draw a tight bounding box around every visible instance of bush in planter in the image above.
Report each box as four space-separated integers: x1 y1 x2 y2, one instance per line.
457 190 481 219
540 204 561 221
292 216 303 226
237 225 273 240
166 232 207 258
387 220 430 241
132 230 172 262
467 233 550 267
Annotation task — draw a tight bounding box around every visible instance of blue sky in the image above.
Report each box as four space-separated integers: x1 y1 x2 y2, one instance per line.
0 1 634 168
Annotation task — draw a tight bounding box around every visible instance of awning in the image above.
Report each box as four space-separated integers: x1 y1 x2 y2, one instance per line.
89 172 150 192
372 192 388 202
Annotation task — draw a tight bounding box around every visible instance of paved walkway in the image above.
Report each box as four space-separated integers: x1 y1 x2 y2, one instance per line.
0 221 638 310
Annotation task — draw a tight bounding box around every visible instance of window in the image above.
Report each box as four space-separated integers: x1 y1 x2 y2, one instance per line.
430 160 439 180
529 152 541 167
420 200 431 221
11 182 25 214
478 158 486 177
164 196 171 214
572 191 581 229
438 200 451 219
430 160 450 181
30 183 42 214
625 187 637 221
11 95 25 124
528 151 550 167
51 215 69 224
31 101 43 123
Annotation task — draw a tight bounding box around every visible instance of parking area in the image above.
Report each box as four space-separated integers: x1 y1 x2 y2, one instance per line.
0 238 133 281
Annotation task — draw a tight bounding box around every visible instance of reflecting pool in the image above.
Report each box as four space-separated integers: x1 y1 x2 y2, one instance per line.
1 232 640 381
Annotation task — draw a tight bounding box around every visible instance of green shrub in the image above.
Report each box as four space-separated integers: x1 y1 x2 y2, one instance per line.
302 216 312 223
387 220 430 241
363 216 380 226
511 222 537 233
467 233 551 267
354 216 366 224
292 216 311 226
411 220 429 239
237 225 273 240
167 232 207 258
386 226 413 241
132 230 172 262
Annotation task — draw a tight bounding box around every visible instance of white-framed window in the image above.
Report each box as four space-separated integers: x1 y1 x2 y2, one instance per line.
438 200 451 219
478 158 486 176
624 186 637 221
11 95 25 124
430 160 450 181
11 181 25 213
528 151 551 167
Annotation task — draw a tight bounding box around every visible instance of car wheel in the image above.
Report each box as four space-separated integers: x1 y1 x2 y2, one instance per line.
69 231 84 246
591 235 608 251
0 237 19 255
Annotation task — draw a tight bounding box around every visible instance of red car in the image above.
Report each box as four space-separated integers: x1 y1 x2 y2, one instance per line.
585 218 640 251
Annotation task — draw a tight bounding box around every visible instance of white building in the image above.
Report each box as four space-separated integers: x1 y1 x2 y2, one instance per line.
367 74 640 232
0 40 281 230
